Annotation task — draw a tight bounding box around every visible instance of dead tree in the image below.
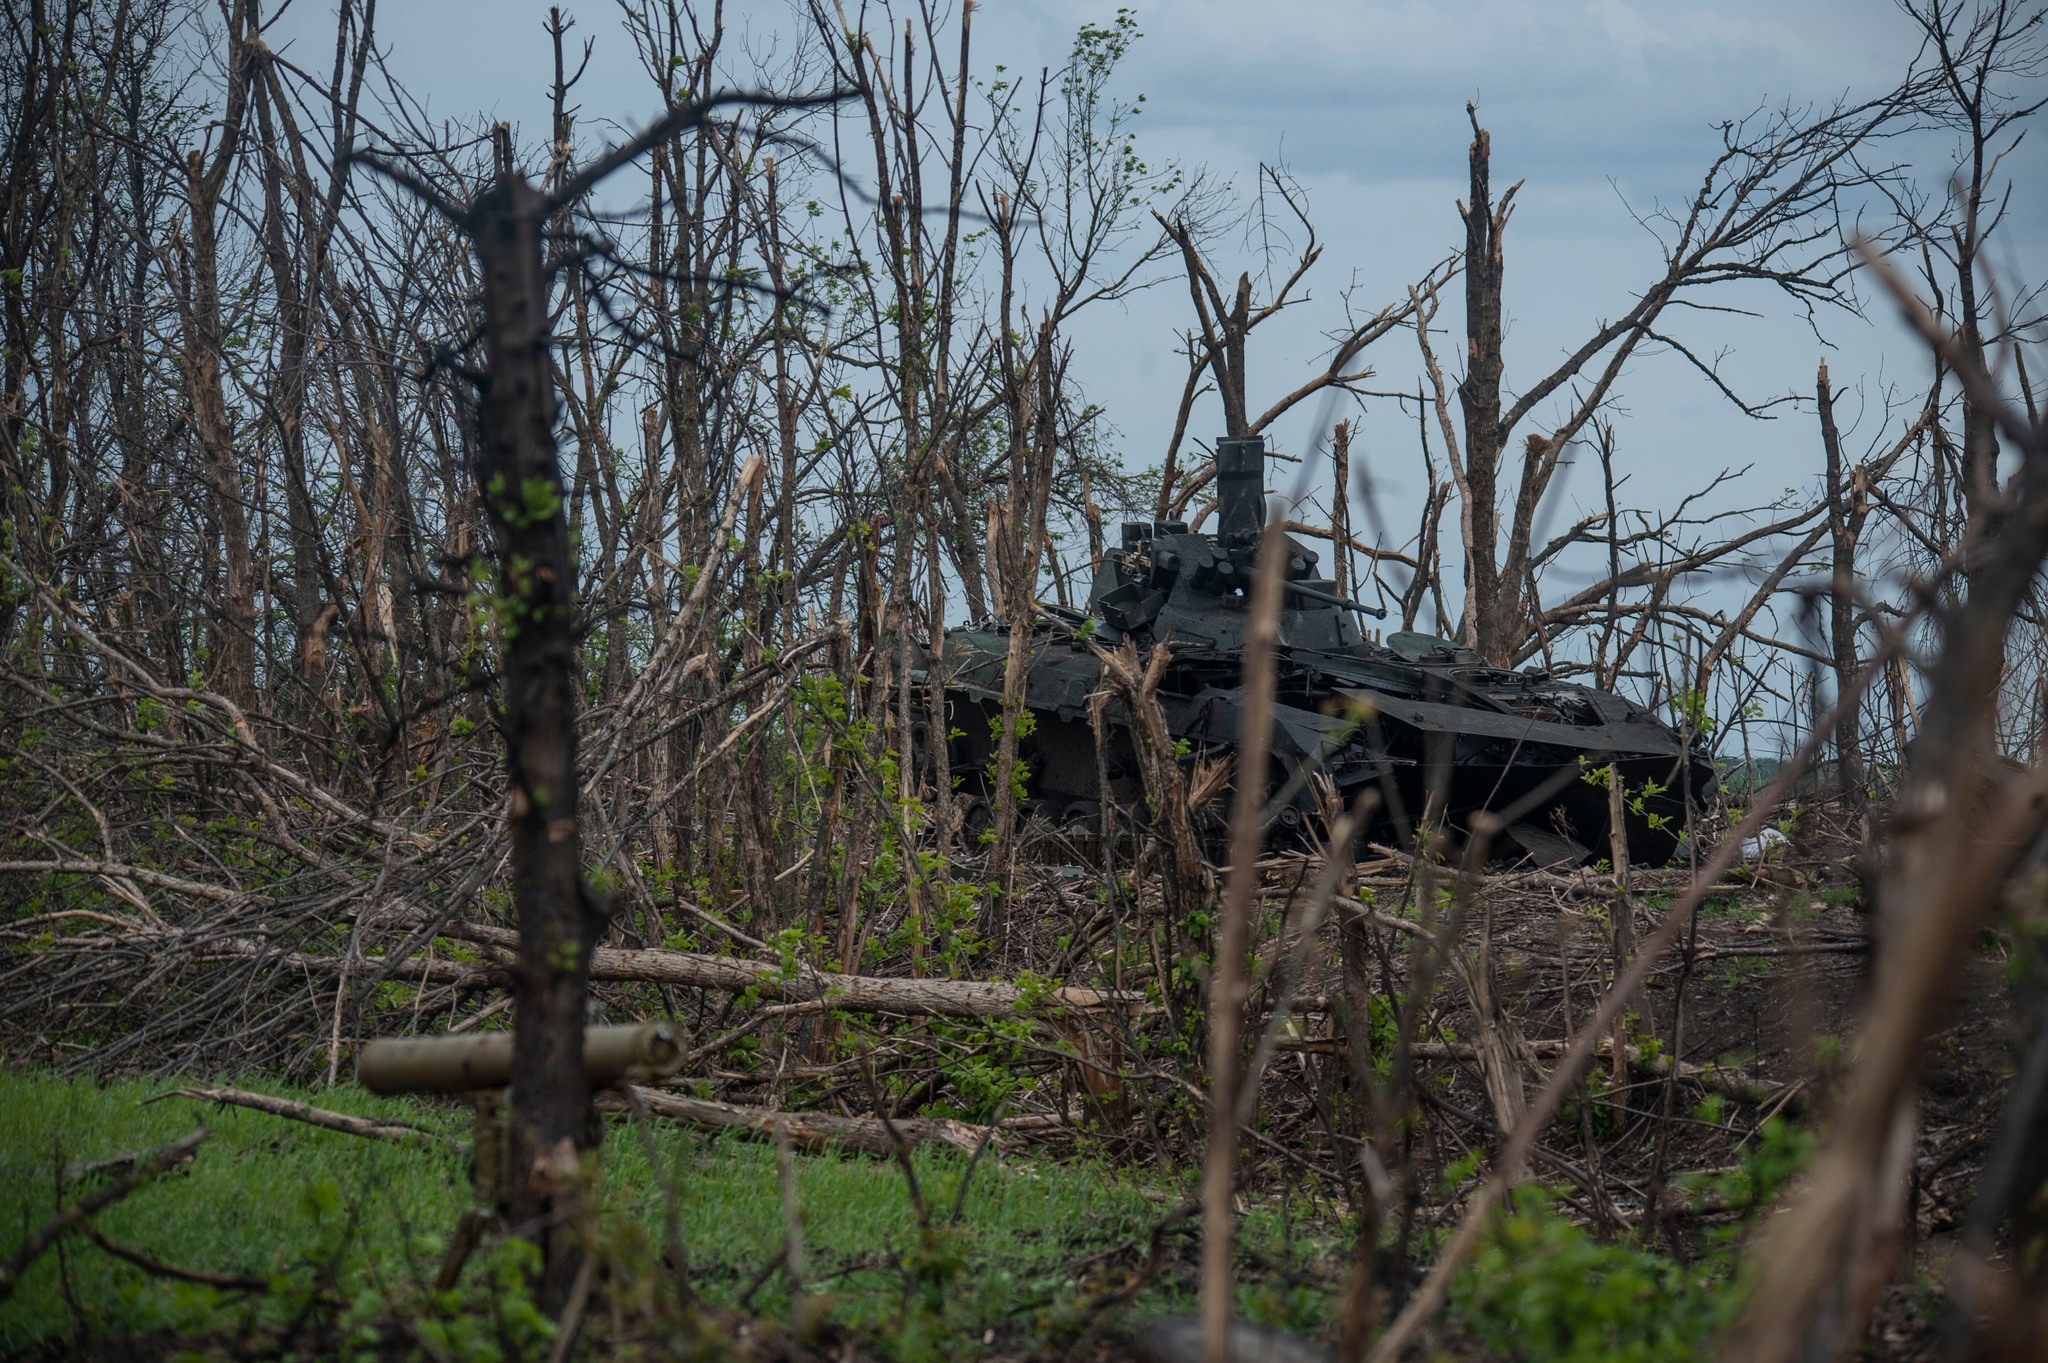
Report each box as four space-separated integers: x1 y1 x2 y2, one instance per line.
337 129 612 1307
165 1 262 709
1889 1 2047 589
349 80 843 1306
1732 248 2048 1363
1817 360 1869 808
472 150 603 1308
1416 97 1914 668
1152 167 1442 527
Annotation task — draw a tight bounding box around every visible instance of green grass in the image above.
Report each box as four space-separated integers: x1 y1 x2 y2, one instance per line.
1 1070 1305 1357
1 1071 468 1350
0 1067 1789 1361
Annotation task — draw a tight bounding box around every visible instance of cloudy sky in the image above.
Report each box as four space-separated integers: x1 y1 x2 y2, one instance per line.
272 0 2044 608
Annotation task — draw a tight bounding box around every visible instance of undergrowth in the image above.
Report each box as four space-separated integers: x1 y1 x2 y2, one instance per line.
1 1069 1790 1360
0 1071 1228 1358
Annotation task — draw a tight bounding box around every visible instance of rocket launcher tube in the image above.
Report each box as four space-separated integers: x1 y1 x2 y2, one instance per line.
1214 435 1267 545
358 1022 685 1094
1208 435 1385 617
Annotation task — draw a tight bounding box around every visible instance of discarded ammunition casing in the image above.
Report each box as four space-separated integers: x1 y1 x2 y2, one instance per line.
359 1021 685 1094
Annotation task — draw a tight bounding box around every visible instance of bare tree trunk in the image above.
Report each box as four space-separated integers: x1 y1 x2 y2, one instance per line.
472 158 603 1312
170 6 259 708
249 29 365 703
1457 109 1508 660
1331 419 1354 602
1091 640 1209 972
986 183 1063 895
1607 767 1633 1096
1818 360 1865 810
1454 900 1534 1155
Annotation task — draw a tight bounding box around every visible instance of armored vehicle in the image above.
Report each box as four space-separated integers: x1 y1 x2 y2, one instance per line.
928 435 1712 866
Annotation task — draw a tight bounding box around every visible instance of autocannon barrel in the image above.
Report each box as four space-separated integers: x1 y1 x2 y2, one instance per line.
1274 576 1388 619
358 1022 685 1094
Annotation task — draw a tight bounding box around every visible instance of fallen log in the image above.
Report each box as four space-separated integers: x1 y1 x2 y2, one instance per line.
141 925 1148 1021
1274 1032 1797 1110
442 922 1147 1021
192 937 501 988
1416 1038 1799 1110
603 1087 999 1155
148 1084 454 1147
1687 939 1869 959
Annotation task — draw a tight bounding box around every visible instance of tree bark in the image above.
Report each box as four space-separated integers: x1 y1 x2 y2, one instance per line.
1817 360 1864 809
611 1087 1000 1156
1331 420 1354 602
442 920 1145 1018
471 165 604 1311
1457 111 1507 661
